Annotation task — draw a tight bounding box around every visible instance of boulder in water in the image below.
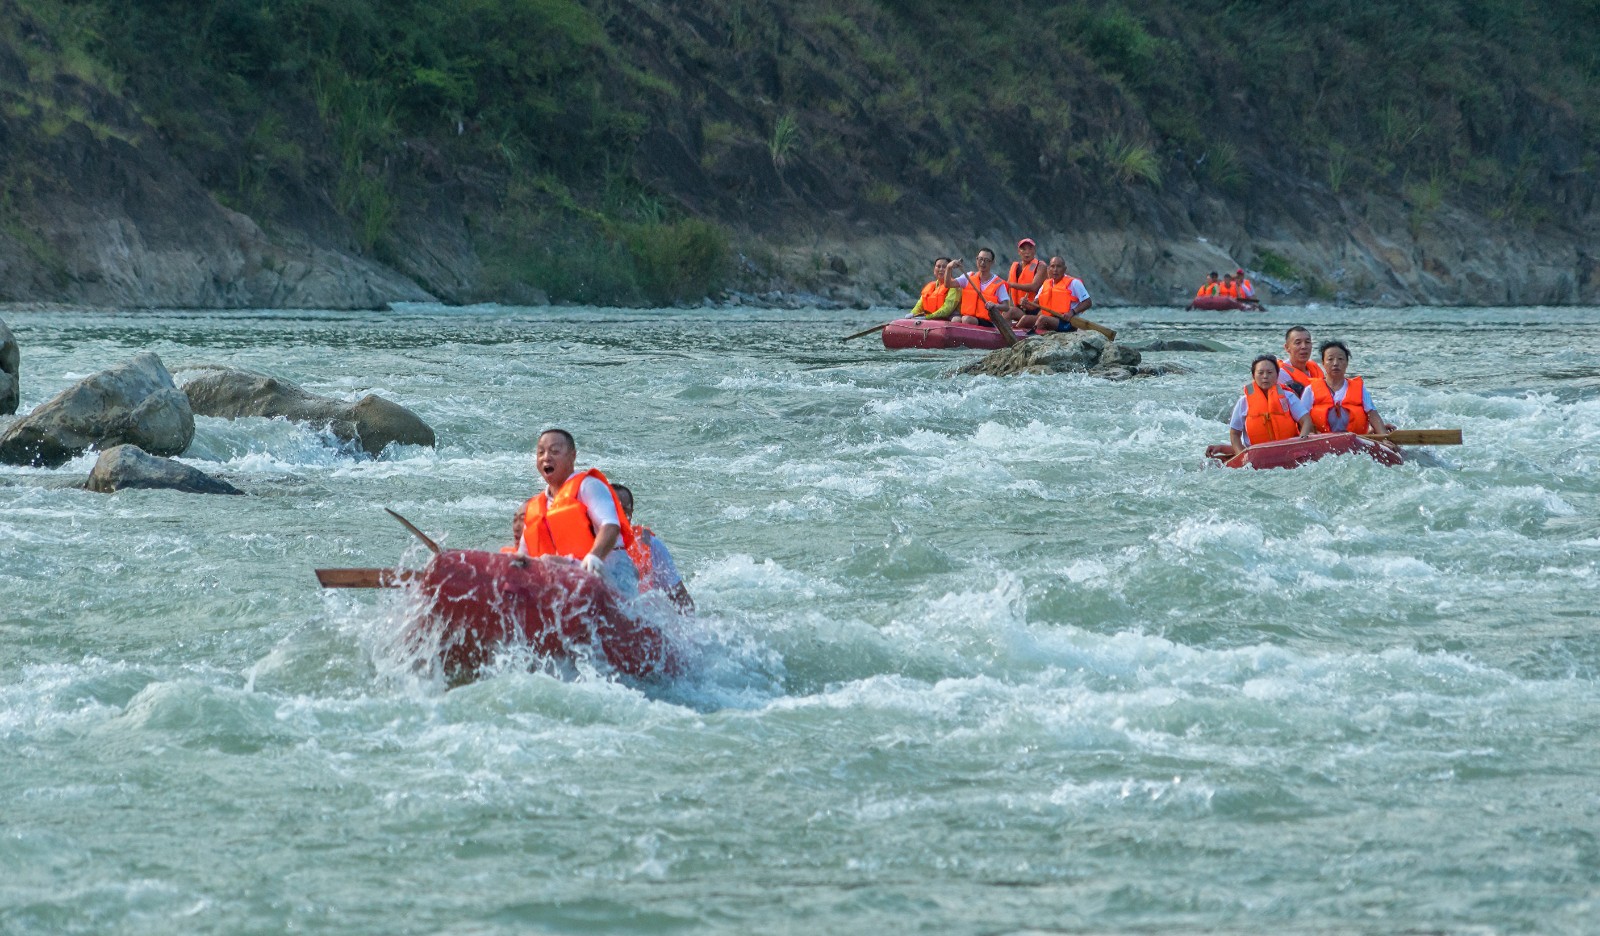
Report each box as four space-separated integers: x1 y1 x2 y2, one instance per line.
179 364 435 456
84 444 243 495
959 331 1160 379
1128 337 1234 353
0 352 194 468
1 317 18 415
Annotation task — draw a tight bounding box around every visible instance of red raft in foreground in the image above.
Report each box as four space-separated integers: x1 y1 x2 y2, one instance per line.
1205 432 1404 470
1188 295 1259 311
320 549 682 683
882 318 1037 350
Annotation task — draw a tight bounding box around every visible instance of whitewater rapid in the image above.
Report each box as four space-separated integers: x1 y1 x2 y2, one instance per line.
2 305 1596 934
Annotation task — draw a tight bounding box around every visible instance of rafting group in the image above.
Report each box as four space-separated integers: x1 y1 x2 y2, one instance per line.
1190 269 1264 311
907 238 1093 333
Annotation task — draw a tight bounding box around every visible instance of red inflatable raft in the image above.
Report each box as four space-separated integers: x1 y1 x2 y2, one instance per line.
1205 432 1404 470
1188 296 1259 311
316 548 682 683
882 318 1038 350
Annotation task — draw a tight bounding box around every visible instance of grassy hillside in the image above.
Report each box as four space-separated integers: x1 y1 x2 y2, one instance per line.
3 0 1597 304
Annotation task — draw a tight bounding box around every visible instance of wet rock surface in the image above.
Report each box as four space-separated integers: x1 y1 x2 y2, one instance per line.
84 444 243 495
1129 337 1235 353
180 364 435 456
0 352 194 468
0 317 16 415
958 332 1171 380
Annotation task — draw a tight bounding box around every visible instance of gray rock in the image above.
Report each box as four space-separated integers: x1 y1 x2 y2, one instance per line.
180 365 435 456
84 444 243 495
1098 342 1143 368
1130 337 1234 353
0 352 194 468
957 331 1177 380
0 317 16 415
958 331 1108 377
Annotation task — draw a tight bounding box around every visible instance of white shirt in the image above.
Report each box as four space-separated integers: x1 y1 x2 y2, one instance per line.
642 531 683 591
1228 388 1310 447
949 273 1011 306
1298 381 1376 432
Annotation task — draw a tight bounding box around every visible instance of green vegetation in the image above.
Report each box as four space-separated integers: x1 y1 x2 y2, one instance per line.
2 0 1594 303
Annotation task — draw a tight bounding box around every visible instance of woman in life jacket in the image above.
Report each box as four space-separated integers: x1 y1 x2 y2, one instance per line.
1300 340 1392 436
1228 355 1314 455
909 257 960 320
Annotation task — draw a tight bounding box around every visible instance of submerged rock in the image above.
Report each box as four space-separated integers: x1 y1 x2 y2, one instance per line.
179 364 435 456
958 331 1162 380
0 352 194 468
1129 337 1234 353
0 317 17 415
84 444 243 495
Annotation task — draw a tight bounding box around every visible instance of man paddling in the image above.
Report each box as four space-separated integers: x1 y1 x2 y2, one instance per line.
1277 326 1325 396
1017 256 1092 332
510 428 642 597
945 249 1014 327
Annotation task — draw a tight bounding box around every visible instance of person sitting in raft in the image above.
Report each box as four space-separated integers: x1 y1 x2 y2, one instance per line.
1277 325 1325 396
1299 340 1393 436
509 428 644 598
1005 237 1047 320
907 257 960 320
612 484 695 615
1218 273 1240 301
1195 272 1222 298
1017 256 1092 332
945 249 1013 327
1235 269 1259 305
1228 355 1314 454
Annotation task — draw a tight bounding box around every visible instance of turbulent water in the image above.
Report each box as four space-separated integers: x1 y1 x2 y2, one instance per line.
2 304 1597 934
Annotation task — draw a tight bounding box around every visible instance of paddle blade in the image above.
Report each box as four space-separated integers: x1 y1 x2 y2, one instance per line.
385 508 441 553
1368 429 1463 445
1069 316 1117 341
315 567 415 588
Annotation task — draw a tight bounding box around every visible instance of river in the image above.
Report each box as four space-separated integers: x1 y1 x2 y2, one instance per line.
2 304 1597 934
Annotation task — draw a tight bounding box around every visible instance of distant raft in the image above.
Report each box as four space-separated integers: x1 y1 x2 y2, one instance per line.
1205 432 1404 470
1188 295 1259 311
882 318 1040 350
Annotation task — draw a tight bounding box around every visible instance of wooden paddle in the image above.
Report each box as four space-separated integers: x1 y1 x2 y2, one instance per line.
1362 429 1463 445
1067 315 1116 341
385 507 440 553
842 320 900 342
315 567 417 588
991 309 1020 347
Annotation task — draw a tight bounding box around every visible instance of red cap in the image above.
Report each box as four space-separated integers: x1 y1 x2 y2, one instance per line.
1017 237 1036 248
1236 268 1245 275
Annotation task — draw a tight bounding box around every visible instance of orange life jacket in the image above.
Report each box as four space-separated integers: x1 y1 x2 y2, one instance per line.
1243 382 1300 444
1009 259 1043 310
918 280 949 314
1306 377 1370 435
519 468 650 579
959 274 1006 322
1219 280 1239 299
1196 282 1219 297
1277 358 1324 394
1034 275 1082 317
1238 277 1254 297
